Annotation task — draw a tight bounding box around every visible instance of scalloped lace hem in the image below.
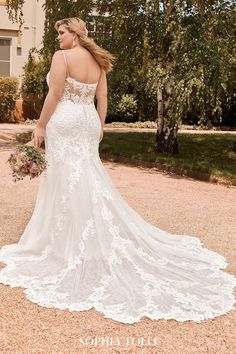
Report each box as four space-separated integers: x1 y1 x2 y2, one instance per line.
1 254 236 325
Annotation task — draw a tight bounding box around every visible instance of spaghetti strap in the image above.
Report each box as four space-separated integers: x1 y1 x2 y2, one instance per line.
62 50 69 77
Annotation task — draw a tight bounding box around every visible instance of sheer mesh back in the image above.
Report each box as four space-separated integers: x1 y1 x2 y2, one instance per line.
61 78 97 105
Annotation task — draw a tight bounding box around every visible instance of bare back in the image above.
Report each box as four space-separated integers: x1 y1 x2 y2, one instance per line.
63 47 102 84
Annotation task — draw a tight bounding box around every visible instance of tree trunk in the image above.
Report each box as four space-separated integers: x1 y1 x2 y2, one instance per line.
156 78 179 154
155 0 179 155
232 140 236 153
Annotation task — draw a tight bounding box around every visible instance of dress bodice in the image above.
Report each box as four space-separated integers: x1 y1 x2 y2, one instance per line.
46 72 98 105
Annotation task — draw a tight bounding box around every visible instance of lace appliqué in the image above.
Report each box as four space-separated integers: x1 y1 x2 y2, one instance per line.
60 78 97 105
67 219 96 270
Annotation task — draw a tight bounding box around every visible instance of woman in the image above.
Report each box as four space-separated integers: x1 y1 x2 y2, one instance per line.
0 17 235 324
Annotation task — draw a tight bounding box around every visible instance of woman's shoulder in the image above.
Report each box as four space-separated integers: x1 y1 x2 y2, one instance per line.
52 50 64 57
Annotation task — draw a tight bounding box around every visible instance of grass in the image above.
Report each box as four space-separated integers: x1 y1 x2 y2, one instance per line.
99 132 236 185
16 130 236 185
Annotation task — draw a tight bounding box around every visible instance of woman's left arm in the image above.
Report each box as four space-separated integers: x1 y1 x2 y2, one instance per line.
31 50 66 148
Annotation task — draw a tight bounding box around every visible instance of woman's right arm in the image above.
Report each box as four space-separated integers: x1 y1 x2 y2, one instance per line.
95 70 107 130
30 51 67 148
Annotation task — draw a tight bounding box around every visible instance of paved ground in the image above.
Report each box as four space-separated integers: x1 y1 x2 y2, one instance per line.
0 123 236 354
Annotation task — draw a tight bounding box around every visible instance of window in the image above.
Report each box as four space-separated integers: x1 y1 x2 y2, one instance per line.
0 38 11 76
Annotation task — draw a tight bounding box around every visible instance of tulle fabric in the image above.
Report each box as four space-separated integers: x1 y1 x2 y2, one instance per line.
0 72 236 324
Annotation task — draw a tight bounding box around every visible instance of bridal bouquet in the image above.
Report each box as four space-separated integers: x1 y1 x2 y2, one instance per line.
7 145 47 182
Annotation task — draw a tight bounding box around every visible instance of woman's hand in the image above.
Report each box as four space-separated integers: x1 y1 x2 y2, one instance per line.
32 126 46 149
25 139 35 147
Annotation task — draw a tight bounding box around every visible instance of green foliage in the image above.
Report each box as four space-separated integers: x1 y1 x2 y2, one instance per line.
147 0 236 127
114 94 138 121
21 49 49 119
0 76 19 122
17 145 45 164
21 49 48 96
6 0 25 25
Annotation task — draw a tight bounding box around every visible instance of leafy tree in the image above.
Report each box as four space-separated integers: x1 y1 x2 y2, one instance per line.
146 0 236 153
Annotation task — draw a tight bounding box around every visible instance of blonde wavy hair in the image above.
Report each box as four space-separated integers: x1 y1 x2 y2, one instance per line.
54 17 115 73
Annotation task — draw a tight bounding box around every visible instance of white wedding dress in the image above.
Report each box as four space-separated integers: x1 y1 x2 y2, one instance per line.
0 53 236 324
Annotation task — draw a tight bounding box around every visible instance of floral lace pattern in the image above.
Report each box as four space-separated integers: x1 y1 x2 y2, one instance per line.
62 77 97 105
46 72 98 105
0 74 236 324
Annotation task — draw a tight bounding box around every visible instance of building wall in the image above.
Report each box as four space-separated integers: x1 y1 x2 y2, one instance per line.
0 0 45 83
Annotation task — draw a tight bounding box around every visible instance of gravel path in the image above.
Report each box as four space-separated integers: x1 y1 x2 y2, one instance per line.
0 124 236 354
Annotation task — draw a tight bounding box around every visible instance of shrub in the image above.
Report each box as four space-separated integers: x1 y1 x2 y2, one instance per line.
114 94 138 122
106 121 157 128
0 76 19 122
21 49 50 120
